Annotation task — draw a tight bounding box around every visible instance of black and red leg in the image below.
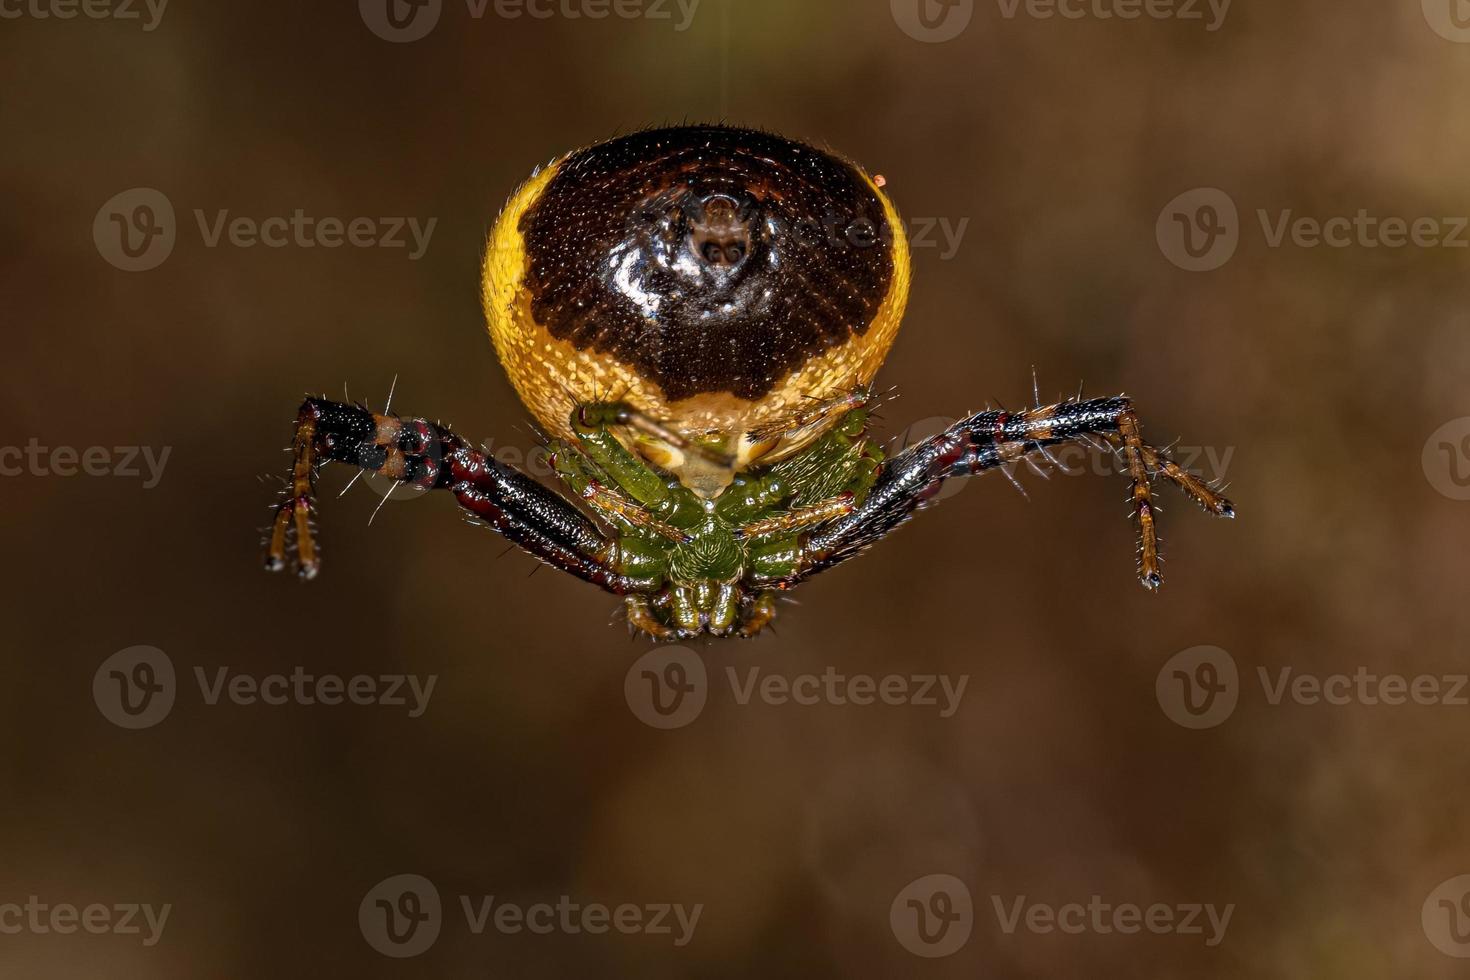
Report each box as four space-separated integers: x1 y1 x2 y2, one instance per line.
265 397 644 594
756 395 1234 591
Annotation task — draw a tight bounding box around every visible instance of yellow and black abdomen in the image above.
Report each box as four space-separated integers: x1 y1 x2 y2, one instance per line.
482 124 911 480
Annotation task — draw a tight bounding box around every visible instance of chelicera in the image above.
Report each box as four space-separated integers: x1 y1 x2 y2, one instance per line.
264 124 1235 639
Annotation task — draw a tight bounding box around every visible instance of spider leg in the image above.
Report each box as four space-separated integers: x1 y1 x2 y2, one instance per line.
738 591 780 638
625 595 678 640
265 397 647 594
755 396 1234 591
736 492 856 540
578 400 736 469
745 385 874 445
1134 440 1235 519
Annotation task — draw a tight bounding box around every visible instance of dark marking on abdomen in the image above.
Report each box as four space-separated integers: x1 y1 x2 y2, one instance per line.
519 125 896 402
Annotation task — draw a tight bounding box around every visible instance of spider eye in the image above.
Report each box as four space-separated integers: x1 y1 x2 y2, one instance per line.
689 195 753 270
700 240 747 266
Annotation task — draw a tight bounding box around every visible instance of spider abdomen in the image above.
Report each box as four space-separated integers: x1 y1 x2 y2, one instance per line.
482 125 911 480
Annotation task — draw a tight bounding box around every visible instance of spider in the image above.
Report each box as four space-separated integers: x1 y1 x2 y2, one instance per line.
264 124 1235 640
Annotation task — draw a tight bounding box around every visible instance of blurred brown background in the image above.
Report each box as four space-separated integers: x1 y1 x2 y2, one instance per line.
3 0 1470 975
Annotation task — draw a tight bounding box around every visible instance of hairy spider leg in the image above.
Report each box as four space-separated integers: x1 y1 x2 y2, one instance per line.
754 396 1234 590
265 397 645 593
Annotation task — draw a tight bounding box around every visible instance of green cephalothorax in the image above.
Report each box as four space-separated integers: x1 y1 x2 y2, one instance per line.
550 400 883 638
667 512 743 583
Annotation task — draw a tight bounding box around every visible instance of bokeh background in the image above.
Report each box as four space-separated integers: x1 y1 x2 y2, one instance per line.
4 0 1470 975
